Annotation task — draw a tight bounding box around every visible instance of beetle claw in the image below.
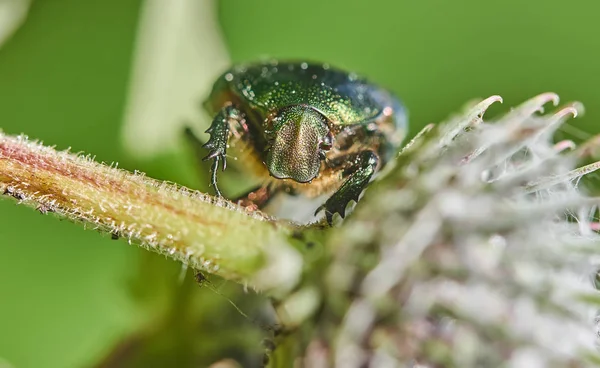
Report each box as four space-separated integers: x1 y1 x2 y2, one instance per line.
315 198 349 225
314 204 325 216
203 151 218 161
315 205 335 225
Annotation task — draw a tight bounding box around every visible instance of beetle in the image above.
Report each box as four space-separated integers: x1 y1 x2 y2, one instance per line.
186 60 407 224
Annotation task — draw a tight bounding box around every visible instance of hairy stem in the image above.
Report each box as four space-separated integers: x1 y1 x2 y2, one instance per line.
0 133 301 291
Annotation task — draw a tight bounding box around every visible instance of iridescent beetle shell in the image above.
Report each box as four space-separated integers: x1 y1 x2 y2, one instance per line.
192 60 408 224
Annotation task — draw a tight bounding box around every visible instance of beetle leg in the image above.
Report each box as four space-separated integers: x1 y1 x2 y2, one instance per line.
186 105 242 197
233 185 279 210
315 150 379 225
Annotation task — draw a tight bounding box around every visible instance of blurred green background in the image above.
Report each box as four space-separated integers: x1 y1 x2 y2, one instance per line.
0 0 598 367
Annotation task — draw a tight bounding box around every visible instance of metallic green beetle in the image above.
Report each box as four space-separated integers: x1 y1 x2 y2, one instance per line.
188 60 407 224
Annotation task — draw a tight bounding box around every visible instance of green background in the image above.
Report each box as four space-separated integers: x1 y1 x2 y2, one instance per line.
0 0 598 366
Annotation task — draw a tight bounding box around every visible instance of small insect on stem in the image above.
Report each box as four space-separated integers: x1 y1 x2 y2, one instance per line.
194 271 282 365
193 271 251 321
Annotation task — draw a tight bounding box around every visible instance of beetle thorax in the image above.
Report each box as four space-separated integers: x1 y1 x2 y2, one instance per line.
265 105 330 183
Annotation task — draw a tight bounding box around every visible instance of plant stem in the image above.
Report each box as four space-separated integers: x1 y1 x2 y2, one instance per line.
0 133 301 292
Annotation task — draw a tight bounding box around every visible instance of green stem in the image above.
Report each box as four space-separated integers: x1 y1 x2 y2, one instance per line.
0 133 301 292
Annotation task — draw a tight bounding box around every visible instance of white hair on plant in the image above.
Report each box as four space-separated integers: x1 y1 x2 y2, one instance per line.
328 93 600 367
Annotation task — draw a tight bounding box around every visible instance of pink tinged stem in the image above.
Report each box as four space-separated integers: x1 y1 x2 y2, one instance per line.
0 133 299 291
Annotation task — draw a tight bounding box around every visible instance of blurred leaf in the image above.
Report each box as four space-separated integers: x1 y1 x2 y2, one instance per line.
0 0 30 47
121 0 230 158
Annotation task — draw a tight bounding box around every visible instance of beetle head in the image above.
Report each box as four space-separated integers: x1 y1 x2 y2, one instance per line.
266 105 331 183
